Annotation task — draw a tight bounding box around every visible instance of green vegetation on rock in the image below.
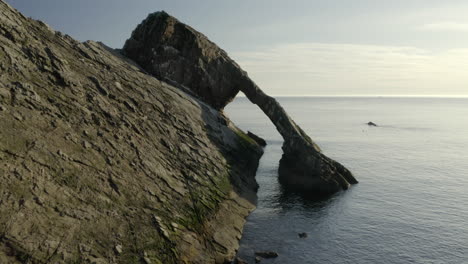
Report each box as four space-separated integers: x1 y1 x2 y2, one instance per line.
0 1 263 263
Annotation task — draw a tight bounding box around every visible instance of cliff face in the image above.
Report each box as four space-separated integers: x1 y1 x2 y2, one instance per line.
123 12 358 195
123 11 241 110
0 2 263 263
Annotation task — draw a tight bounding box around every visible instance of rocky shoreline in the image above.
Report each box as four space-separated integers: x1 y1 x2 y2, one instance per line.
0 1 356 263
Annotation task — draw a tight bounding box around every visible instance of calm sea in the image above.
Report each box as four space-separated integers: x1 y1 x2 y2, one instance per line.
225 97 468 264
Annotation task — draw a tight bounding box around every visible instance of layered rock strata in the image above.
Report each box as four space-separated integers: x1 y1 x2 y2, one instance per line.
0 2 263 263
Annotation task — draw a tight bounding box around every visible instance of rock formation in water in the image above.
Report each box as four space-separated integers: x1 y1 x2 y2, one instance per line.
123 11 358 195
247 131 267 147
0 2 263 263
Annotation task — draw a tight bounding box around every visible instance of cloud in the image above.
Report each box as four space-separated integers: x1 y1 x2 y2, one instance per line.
417 22 468 32
231 43 468 96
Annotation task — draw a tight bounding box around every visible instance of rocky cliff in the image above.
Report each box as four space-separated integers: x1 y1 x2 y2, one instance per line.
123 11 241 110
0 2 263 263
123 12 358 195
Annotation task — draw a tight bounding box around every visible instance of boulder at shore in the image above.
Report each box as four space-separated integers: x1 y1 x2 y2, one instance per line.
123 11 358 195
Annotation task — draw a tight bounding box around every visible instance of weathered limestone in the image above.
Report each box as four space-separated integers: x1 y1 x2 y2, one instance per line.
123 11 358 195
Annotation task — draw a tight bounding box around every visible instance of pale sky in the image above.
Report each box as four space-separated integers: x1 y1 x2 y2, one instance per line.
8 0 468 96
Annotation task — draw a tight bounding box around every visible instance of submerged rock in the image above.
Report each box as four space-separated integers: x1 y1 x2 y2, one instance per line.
254 251 279 258
233 257 248 264
123 11 358 196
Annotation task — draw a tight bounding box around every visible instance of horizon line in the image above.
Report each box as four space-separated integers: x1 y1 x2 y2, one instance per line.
235 94 468 98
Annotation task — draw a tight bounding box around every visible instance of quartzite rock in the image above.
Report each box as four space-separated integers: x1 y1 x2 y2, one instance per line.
123 11 358 195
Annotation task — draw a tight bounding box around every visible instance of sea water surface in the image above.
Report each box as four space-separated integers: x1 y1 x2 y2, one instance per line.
225 97 468 264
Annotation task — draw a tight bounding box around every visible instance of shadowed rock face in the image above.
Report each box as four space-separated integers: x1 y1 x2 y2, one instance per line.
123 11 358 195
123 11 243 110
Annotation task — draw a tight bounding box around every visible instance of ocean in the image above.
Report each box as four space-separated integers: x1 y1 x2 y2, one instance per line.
225 97 468 264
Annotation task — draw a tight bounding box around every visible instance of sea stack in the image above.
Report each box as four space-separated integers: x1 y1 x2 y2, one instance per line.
123 11 358 195
0 1 358 262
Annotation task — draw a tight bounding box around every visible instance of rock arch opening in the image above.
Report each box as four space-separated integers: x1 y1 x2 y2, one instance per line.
122 11 358 195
